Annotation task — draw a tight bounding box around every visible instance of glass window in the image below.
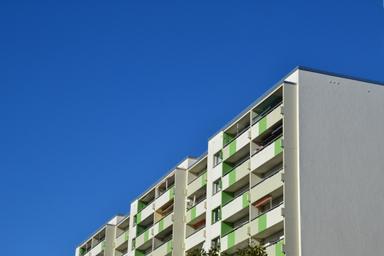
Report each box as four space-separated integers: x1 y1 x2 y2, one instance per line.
212 207 221 224
211 236 220 249
213 151 222 166
212 179 222 195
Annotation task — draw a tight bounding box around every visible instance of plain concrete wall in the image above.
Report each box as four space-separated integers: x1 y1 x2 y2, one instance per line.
173 168 187 255
282 74 301 256
298 70 384 255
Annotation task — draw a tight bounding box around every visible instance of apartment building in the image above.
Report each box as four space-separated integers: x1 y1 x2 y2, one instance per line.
76 67 384 256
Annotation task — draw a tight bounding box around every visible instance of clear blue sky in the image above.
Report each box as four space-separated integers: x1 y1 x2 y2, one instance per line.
0 1 383 255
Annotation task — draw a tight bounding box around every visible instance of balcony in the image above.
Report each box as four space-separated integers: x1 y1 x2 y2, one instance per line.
115 231 129 249
135 247 152 256
265 239 284 256
136 203 154 225
79 232 108 256
82 241 104 256
155 186 175 211
220 221 249 252
251 136 283 174
250 169 283 206
186 199 206 223
222 191 249 221
153 213 173 236
187 171 207 197
251 103 283 140
136 227 153 249
250 203 284 239
152 240 173 256
185 227 205 251
222 158 250 191
222 127 250 160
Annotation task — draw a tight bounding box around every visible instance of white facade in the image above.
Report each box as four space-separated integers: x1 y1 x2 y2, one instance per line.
76 67 384 256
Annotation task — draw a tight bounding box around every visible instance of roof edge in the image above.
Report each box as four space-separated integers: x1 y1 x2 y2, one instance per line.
297 66 384 86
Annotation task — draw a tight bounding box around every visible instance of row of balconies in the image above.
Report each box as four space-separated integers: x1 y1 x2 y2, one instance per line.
134 218 173 256
221 169 283 221
136 186 175 225
135 239 173 256
79 241 105 256
136 213 173 249
220 203 284 253
182 157 283 254
222 101 283 160
181 99 284 254
187 171 207 197
78 92 283 256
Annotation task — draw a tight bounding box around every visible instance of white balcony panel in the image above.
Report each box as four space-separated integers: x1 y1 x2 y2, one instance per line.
138 203 154 224
222 159 250 190
186 200 206 223
250 138 282 172
222 192 249 220
152 240 173 256
86 241 104 256
265 239 284 256
222 129 250 160
221 223 249 252
153 213 173 236
250 170 283 204
250 204 284 236
185 228 205 251
136 228 153 248
251 104 283 139
115 231 129 248
187 172 207 197
155 187 175 211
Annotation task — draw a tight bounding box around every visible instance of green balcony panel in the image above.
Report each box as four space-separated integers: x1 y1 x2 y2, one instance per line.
221 221 234 237
222 191 234 206
222 162 234 176
223 132 234 146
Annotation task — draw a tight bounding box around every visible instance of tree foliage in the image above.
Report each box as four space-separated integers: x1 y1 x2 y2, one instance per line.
186 243 266 256
236 243 267 256
186 247 220 256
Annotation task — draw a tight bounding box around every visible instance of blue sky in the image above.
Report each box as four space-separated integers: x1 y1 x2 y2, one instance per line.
0 1 383 255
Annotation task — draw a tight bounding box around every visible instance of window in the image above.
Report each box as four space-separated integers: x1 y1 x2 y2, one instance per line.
211 236 220 249
212 207 221 224
212 179 222 195
133 215 137 226
131 238 136 250
213 151 222 166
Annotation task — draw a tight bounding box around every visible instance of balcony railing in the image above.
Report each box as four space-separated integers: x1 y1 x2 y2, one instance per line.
186 224 206 238
153 211 173 235
154 237 173 250
222 186 249 207
223 124 250 148
115 230 129 247
251 166 283 189
185 227 205 250
252 101 282 125
251 201 283 222
137 224 152 238
187 196 206 211
251 135 282 157
264 238 284 255
157 185 175 199
188 170 207 185
223 156 250 176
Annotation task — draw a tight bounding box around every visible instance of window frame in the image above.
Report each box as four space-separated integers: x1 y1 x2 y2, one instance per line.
211 207 221 224
212 178 222 195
